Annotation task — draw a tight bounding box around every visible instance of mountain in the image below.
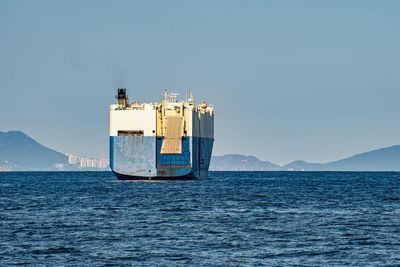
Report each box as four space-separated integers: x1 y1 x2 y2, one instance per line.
283 160 323 171
283 145 400 171
210 154 281 171
211 145 400 171
2 131 399 172
0 131 69 171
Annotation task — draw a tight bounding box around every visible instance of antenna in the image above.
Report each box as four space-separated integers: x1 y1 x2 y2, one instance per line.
185 84 188 102
189 90 194 105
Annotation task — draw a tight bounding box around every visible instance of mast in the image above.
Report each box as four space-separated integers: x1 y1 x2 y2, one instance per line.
164 89 168 103
189 90 195 105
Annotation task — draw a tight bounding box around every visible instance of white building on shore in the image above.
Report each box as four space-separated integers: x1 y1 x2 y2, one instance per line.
67 155 109 170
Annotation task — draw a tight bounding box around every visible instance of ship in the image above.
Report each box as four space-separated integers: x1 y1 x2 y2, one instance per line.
109 88 214 180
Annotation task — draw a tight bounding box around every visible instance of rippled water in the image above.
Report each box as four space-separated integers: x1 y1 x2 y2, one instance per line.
1 171 400 266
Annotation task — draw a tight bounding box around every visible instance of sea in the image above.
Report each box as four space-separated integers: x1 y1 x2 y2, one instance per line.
1 171 400 266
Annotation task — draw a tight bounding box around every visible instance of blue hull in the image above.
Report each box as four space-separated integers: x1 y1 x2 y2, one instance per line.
110 136 213 180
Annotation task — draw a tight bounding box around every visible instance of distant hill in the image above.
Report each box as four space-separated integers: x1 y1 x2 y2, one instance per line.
210 154 281 171
2 131 399 172
0 131 69 171
282 145 400 171
211 146 400 171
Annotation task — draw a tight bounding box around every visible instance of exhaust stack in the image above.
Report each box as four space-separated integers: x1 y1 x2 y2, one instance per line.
116 88 129 107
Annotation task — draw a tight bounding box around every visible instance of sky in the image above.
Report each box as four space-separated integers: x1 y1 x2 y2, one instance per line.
1 0 399 165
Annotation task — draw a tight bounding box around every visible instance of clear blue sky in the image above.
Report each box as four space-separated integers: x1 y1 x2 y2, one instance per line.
1 0 399 165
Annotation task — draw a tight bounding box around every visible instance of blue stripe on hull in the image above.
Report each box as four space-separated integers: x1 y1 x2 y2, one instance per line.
110 136 157 177
190 137 214 178
110 136 214 180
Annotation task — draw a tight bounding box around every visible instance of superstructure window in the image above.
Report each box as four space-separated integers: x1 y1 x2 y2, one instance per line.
118 130 144 136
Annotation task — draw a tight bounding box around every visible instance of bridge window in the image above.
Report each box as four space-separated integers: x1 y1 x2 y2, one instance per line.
118 130 144 136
